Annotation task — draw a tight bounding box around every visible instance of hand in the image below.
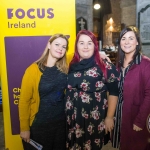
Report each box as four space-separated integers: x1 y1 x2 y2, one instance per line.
20 131 30 143
99 52 111 62
104 117 114 134
133 124 142 131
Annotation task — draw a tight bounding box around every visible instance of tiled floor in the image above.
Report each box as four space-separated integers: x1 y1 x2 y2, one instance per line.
0 112 118 150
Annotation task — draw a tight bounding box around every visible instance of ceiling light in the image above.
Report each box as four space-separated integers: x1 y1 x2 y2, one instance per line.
94 0 101 10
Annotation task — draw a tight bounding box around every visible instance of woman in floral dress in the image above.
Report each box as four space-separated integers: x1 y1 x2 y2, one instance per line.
65 30 119 150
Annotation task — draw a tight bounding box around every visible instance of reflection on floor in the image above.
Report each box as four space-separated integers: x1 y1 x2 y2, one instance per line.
0 112 118 150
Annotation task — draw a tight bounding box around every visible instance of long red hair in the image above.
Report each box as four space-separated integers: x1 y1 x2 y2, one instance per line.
70 30 106 78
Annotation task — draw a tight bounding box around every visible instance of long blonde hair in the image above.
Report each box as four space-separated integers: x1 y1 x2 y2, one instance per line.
36 34 69 74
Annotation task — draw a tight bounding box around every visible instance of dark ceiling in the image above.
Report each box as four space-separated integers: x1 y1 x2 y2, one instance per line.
93 0 112 18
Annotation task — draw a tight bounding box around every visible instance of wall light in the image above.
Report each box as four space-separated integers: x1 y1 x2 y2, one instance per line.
94 0 101 10
109 25 113 31
109 18 113 24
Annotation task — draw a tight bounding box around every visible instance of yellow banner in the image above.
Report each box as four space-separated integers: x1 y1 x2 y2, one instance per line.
0 0 75 149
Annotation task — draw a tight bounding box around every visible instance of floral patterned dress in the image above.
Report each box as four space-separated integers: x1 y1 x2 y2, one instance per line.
65 57 119 150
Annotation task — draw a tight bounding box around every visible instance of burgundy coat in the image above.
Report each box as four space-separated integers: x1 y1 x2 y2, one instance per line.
120 56 150 150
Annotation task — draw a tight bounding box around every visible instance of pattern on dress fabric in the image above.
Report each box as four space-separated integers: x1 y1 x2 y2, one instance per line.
65 57 119 150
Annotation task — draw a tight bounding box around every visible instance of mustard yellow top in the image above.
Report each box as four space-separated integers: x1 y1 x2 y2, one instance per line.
18 53 74 131
18 63 42 131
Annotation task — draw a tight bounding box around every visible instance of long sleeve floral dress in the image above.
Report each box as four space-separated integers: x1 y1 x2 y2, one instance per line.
65 57 119 150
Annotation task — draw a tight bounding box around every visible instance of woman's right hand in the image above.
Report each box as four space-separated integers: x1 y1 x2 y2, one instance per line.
20 131 30 143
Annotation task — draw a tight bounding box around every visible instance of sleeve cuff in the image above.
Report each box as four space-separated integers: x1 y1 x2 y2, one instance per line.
20 119 30 131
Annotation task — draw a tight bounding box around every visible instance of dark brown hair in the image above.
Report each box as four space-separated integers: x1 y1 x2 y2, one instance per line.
116 26 142 68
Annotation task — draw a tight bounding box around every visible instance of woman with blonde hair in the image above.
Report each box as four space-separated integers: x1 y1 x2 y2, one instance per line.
19 34 68 150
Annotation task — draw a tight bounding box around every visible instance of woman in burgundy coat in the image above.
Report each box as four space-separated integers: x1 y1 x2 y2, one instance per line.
112 26 150 150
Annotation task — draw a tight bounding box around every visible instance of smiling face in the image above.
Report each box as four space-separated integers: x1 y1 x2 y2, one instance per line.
120 31 138 56
77 34 95 60
48 37 67 60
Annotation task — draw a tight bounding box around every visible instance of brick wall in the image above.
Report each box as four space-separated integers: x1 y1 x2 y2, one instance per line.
121 0 136 26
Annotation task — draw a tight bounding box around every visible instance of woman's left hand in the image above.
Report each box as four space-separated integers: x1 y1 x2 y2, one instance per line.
133 124 142 131
104 117 114 134
99 52 111 62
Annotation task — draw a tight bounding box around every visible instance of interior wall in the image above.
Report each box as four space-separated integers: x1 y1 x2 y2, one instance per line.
103 0 121 46
120 0 136 26
136 0 150 57
76 0 93 32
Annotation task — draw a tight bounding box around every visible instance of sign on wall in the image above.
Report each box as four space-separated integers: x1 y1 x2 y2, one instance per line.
138 4 150 45
0 0 75 149
76 17 87 34
137 0 150 57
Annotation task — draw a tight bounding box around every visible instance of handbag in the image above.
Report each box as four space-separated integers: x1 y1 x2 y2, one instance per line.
146 114 150 133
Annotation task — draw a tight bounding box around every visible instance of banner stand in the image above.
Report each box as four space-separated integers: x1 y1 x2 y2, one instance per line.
0 1 75 149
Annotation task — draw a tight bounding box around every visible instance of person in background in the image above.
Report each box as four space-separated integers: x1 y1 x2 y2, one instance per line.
112 26 150 150
65 30 119 150
19 34 68 150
